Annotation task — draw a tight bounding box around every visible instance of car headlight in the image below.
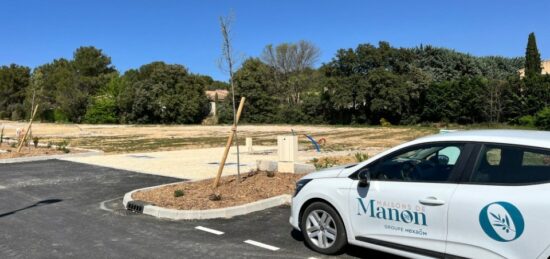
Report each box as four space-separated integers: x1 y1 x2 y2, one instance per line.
294 179 313 197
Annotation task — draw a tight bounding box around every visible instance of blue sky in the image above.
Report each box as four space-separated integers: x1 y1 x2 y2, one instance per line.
1 0 549 81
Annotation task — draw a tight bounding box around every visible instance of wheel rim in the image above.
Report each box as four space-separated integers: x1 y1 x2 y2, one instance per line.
305 209 337 249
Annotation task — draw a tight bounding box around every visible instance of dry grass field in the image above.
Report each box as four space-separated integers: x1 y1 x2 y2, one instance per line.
0 120 438 153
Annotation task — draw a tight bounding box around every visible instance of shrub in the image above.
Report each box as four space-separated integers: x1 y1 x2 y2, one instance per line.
53 109 69 123
518 115 535 127
56 140 70 153
354 152 369 162
33 137 40 148
84 95 118 124
534 107 550 130
0 126 4 144
380 118 392 127
173 190 185 197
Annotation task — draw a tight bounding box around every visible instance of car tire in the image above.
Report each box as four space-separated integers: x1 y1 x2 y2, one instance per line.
300 201 347 255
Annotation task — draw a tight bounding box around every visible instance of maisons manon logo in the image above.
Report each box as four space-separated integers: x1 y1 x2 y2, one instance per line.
479 201 525 242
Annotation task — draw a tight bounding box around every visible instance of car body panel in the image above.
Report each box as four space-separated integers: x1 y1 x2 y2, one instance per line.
291 130 550 258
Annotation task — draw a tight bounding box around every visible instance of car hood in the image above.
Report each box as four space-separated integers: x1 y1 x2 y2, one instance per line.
301 163 357 180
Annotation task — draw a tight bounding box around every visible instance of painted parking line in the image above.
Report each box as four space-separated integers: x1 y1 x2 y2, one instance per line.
244 239 280 251
195 226 224 235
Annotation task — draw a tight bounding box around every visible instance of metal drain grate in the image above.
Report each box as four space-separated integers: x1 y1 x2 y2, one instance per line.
126 201 147 213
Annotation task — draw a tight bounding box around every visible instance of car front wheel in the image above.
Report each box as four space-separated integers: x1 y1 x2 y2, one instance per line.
300 201 347 254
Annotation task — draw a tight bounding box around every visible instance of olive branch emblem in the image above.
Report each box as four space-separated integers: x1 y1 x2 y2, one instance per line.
490 212 515 233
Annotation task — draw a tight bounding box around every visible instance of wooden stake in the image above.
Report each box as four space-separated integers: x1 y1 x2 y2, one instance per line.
17 105 39 153
213 97 246 188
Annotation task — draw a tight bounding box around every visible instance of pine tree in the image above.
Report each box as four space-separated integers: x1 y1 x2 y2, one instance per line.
525 32 542 78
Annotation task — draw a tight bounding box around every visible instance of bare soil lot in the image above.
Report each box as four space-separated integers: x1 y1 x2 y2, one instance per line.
133 171 303 210
0 120 438 153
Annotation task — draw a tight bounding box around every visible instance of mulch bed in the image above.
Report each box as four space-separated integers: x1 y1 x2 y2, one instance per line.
0 142 68 159
132 171 304 210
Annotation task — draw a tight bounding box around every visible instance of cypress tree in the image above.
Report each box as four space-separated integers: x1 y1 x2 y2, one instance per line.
525 32 542 78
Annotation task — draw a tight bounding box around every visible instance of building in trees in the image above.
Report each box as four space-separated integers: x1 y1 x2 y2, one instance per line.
519 60 550 78
205 89 228 115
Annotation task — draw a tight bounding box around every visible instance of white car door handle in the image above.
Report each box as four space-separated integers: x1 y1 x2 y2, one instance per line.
419 197 445 206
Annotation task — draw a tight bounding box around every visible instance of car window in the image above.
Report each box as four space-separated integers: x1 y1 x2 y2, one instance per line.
369 144 464 182
470 145 550 185
438 146 461 165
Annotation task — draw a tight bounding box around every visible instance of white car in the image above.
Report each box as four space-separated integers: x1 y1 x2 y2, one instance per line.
290 130 550 259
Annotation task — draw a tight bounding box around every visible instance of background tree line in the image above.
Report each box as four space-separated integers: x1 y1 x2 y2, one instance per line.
0 34 549 129
219 35 549 129
0 47 225 124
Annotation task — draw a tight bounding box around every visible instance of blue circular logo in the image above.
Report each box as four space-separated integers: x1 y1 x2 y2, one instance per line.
479 202 524 242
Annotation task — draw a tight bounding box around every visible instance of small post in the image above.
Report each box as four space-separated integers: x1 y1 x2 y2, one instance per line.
17 105 39 153
212 97 245 188
245 137 253 153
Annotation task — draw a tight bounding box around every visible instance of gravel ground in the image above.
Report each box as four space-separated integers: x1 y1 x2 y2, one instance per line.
133 171 303 210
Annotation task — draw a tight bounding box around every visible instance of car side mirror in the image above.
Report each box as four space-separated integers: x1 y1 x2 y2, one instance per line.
358 169 371 187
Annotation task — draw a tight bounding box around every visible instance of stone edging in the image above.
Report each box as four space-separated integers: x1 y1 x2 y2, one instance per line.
123 182 292 220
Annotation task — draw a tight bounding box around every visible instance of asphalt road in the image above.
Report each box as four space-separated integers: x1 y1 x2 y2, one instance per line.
0 160 395 258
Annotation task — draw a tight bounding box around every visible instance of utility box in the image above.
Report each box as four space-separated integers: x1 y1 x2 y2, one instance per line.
277 135 298 162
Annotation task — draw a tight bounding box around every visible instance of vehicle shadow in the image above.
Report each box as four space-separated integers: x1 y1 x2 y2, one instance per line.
291 229 403 258
0 199 62 218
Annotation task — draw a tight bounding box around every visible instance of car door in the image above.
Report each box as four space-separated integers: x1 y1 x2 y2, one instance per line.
349 142 473 257
446 144 550 259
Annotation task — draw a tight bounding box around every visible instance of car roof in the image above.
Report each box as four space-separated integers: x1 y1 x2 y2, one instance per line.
413 129 550 149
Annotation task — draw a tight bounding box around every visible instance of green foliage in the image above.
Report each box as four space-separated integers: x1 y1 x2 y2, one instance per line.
518 115 535 127
534 107 550 130
0 64 31 119
56 140 70 153
118 62 210 124
84 95 118 124
380 118 392 127
312 157 338 170
525 33 542 78
354 152 369 162
33 137 39 148
232 58 279 123
173 189 185 197
0 39 542 127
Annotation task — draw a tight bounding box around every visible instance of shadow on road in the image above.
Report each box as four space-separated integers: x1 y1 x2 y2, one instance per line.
0 199 62 218
290 229 402 258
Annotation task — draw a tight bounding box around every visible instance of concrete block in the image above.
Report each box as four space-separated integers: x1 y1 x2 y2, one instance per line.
294 163 316 174
278 161 295 173
257 160 278 172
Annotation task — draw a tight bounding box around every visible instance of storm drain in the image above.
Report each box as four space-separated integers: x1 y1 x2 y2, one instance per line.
126 200 148 213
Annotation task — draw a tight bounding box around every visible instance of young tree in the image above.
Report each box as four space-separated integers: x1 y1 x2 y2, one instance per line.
525 32 542 78
261 40 320 104
218 11 243 182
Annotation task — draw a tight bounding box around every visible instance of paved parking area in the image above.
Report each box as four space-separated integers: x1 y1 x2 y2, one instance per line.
0 160 397 258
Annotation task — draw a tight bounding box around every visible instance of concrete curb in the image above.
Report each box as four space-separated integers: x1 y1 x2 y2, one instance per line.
0 148 103 164
123 183 292 220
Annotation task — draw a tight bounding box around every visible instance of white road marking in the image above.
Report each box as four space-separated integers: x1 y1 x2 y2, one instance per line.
99 197 123 212
195 226 224 235
244 240 280 251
